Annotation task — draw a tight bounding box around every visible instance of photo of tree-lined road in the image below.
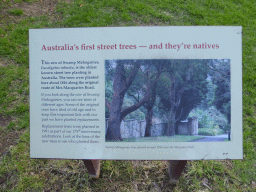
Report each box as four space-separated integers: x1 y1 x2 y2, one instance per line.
105 59 230 142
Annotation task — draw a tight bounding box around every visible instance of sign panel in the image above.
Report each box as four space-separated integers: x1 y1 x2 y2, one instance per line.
30 26 242 160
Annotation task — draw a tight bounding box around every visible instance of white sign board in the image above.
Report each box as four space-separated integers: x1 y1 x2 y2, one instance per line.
30 26 242 160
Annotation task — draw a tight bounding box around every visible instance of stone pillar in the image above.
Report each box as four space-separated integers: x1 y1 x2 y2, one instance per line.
193 116 198 135
188 117 193 135
188 117 198 135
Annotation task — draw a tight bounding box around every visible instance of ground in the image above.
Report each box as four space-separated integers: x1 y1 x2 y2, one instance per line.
191 134 229 142
0 114 22 156
121 135 204 142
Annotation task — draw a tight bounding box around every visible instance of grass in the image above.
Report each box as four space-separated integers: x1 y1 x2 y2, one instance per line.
122 135 204 142
0 0 255 191
8 8 23 16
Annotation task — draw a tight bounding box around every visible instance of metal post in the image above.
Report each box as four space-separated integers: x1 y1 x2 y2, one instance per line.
82 160 101 178
168 160 187 184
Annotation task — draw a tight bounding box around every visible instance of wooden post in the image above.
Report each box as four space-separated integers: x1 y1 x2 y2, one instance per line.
82 160 101 178
83 159 187 182
168 160 187 184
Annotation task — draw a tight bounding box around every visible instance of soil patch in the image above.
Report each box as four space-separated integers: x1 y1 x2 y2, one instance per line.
0 0 62 26
0 114 23 156
0 114 12 127
0 128 22 156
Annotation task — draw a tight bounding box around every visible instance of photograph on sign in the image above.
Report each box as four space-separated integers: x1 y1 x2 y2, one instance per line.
105 59 231 143
29 26 242 160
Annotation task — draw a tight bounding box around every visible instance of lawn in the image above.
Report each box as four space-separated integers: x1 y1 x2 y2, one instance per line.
122 135 204 142
0 0 255 191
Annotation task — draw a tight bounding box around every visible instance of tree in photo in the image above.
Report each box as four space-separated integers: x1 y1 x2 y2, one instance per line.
186 59 231 134
126 61 164 137
209 59 231 125
157 60 208 136
105 60 161 141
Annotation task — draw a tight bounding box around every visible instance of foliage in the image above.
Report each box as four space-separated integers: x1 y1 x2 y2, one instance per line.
210 60 231 124
157 60 208 122
105 60 148 121
198 126 225 136
200 78 217 109
122 95 145 120
190 105 228 135
189 106 229 130
105 59 162 122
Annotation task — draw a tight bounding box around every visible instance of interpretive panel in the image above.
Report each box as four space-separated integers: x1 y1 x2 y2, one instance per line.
30 26 242 160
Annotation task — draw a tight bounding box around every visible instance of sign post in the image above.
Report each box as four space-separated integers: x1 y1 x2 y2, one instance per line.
83 160 101 178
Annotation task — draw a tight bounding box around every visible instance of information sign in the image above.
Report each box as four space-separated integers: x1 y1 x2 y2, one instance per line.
30 26 242 160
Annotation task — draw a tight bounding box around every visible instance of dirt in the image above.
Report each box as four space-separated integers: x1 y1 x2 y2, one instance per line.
0 129 21 157
0 0 63 27
12 0 59 17
0 62 7 67
0 114 12 127
0 114 22 157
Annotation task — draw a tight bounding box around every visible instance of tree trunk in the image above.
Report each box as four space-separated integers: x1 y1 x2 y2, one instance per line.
105 94 124 141
144 106 153 137
106 117 123 141
106 61 141 141
105 63 126 141
105 60 162 141
166 65 193 137
175 122 179 135
227 111 231 125
166 109 176 136
144 87 157 137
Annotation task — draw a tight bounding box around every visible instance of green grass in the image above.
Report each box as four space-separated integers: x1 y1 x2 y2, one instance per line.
122 135 203 142
0 0 255 191
8 9 23 16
